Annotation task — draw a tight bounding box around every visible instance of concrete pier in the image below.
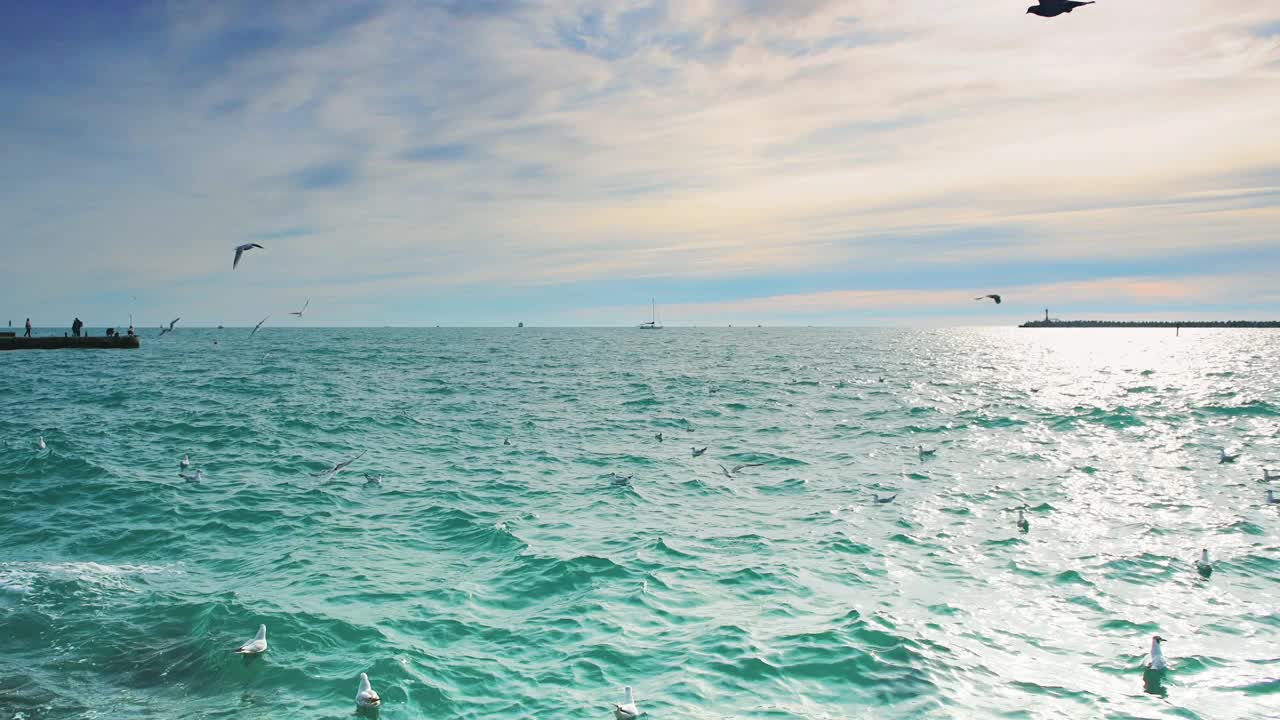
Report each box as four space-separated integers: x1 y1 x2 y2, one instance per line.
1020 320 1280 328
0 335 140 350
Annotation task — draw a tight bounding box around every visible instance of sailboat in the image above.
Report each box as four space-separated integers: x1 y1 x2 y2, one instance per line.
639 298 663 329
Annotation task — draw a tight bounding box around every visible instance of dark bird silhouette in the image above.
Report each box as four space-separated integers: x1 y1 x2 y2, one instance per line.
157 317 180 337
975 294 1002 304
250 315 269 337
1026 0 1095 17
691 446 707 457
873 493 897 504
233 243 264 269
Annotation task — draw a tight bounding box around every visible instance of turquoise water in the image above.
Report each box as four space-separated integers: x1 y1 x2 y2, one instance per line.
2 328 1278 719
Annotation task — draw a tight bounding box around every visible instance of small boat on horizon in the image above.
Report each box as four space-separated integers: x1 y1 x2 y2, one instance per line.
639 298 663 330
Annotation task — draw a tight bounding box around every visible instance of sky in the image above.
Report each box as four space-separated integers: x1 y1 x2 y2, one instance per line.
1 0 1278 327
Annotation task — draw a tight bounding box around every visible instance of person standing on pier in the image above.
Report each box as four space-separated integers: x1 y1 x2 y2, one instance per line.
72 317 82 337
24 318 31 337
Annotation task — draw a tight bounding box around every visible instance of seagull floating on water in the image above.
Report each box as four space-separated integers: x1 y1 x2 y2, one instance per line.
1146 635 1167 670
289 299 310 318
364 474 383 486
917 444 936 459
974 294 1002 304
613 686 643 720
1195 548 1212 578
1219 447 1240 464
1016 508 1030 532
180 454 190 469
37 436 46 450
1026 0 1094 17
250 315 269 337
157 317 180 337
873 493 897 504
503 438 511 446
233 243 263 270
655 432 663 443
180 469 203 483
313 451 366 479
355 672 381 709
691 446 707 457
234 624 268 655
1267 489 1279 505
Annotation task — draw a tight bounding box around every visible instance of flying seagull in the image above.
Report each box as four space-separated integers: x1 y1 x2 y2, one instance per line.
613 686 643 720
234 625 268 655
719 462 765 478
250 315 269 337
355 673 381 710
1027 0 1095 18
233 243 263 270
974 294 1002 304
691 446 707 457
1195 549 1212 578
289 299 310 318
157 317 180 337
313 450 366 479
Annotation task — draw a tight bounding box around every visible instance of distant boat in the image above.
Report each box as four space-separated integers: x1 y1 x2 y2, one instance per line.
518 322 524 328
639 298 663 330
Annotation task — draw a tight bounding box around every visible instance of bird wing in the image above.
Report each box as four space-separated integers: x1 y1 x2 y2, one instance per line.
718 464 732 477
233 247 244 269
731 463 765 473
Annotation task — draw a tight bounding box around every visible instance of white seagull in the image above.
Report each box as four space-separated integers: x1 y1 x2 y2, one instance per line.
1147 635 1167 671
180 469 204 483
719 462 765 478
691 446 707 457
289 299 310 318
250 315 269 337
233 243 264 270
234 624 268 655
1016 508 1030 532
1195 548 1212 578
37 436 46 450
917 444 936 459
1219 447 1240 464
180 454 190 469
613 686 643 720
355 672 381 709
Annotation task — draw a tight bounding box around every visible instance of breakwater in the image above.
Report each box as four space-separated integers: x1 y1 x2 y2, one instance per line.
1020 320 1280 328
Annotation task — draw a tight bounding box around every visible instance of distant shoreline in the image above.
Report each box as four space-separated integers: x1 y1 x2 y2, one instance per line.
1020 320 1280 328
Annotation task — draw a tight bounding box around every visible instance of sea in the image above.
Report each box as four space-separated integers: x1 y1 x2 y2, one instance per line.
1 327 1277 719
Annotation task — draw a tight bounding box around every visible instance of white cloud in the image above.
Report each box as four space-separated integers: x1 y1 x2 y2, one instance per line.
1 0 1277 324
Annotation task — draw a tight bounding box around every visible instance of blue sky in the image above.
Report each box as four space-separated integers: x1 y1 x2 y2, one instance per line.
2 0 1278 327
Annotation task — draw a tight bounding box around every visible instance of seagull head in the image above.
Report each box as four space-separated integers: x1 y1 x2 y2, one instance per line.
1152 635 1166 644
